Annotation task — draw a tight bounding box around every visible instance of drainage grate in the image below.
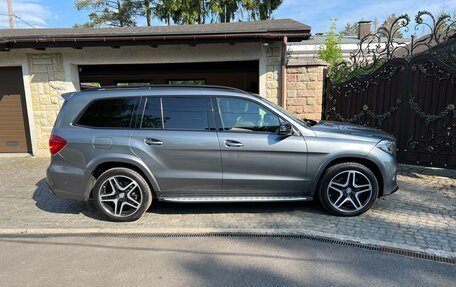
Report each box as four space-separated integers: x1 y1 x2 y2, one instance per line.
1 232 454 264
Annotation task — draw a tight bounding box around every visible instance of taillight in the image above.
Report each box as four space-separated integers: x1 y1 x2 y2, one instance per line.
49 135 67 155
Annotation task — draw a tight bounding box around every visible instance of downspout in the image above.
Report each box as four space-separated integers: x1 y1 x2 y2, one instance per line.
280 36 288 108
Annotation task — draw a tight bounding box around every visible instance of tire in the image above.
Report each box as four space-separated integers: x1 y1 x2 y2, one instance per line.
318 162 379 216
93 167 152 222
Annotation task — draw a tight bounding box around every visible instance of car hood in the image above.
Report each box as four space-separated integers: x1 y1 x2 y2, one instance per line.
310 121 395 142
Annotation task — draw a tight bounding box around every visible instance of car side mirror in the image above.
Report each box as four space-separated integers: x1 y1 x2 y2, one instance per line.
278 121 293 136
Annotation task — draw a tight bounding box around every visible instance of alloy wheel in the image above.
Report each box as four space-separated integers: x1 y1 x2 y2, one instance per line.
98 175 143 218
326 170 373 213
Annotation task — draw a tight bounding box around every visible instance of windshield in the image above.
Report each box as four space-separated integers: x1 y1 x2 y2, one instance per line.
254 95 309 127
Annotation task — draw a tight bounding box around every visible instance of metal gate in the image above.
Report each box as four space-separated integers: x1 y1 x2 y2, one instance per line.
324 12 456 168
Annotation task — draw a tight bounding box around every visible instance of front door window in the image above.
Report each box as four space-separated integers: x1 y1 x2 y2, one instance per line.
216 97 281 133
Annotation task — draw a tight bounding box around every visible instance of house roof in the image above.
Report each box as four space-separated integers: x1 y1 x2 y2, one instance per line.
0 19 311 50
288 34 410 45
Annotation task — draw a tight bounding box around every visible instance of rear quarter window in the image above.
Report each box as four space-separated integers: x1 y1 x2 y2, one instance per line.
76 97 139 128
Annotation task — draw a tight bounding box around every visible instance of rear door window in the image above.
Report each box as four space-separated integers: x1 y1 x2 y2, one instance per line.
76 97 139 128
162 97 213 131
141 97 162 129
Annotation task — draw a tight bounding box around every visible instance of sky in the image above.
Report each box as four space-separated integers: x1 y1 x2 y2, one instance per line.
1 0 455 34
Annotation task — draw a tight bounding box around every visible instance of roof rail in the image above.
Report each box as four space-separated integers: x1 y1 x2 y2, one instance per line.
82 84 250 95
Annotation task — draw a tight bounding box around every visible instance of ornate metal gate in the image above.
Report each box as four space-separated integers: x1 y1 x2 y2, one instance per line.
324 12 456 168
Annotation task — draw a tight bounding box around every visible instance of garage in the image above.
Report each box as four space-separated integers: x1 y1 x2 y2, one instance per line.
0 67 31 153
78 60 259 93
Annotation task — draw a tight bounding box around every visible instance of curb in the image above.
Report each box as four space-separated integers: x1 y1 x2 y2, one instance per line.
0 227 454 261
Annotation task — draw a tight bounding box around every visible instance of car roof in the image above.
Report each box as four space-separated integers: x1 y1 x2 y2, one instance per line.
62 85 259 103
81 85 249 95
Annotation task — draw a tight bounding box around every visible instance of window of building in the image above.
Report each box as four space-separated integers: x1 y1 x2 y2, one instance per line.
167 80 206 85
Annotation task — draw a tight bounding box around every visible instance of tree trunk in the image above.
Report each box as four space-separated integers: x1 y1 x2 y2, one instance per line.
147 10 151 26
116 0 123 27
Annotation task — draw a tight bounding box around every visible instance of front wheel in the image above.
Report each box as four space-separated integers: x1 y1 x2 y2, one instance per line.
319 162 379 216
93 167 152 222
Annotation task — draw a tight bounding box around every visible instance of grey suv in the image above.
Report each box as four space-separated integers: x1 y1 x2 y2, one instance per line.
47 85 398 222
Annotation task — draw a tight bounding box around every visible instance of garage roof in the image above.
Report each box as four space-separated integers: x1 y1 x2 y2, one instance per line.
0 19 310 50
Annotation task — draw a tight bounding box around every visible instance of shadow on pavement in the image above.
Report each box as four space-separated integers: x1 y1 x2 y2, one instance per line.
149 200 326 215
32 178 104 220
32 178 326 218
398 165 456 180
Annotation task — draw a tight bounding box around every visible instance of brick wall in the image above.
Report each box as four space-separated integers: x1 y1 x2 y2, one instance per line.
27 53 67 156
286 65 325 121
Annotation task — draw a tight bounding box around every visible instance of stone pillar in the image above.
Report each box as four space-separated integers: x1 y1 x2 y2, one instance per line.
286 63 326 121
27 53 67 156
264 44 282 105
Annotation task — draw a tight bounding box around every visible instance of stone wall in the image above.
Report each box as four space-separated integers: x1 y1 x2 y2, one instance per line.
27 53 67 156
286 65 326 121
264 44 282 105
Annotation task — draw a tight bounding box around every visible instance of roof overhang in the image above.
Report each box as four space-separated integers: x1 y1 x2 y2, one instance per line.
0 19 311 51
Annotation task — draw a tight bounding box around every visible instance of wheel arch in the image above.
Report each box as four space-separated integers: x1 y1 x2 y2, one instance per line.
86 154 160 200
312 156 385 198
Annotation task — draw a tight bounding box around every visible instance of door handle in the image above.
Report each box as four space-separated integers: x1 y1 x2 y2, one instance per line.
224 139 243 148
144 138 163 145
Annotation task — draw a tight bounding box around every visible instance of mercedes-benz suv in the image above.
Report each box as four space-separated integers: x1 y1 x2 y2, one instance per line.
47 85 398 222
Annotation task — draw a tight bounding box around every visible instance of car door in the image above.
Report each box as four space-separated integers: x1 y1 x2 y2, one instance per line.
130 96 222 197
215 96 309 196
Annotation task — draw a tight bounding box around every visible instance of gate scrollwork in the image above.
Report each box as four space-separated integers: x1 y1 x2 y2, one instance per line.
324 11 456 168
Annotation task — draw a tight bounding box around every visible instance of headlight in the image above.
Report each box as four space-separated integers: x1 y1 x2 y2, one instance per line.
376 139 396 156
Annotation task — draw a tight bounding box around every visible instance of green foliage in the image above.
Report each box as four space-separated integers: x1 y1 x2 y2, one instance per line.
154 0 179 25
74 0 138 27
321 18 385 84
435 9 456 36
242 0 283 21
381 13 404 38
74 0 283 27
330 59 388 84
318 18 343 68
341 22 358 36
207 0 240 23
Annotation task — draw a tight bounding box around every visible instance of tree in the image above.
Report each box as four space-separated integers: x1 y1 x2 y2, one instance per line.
74 0 284 27
74 0 138 27
341 22 358 36
140 0 152 26
154 0 178 25
435 9 456 36
318 18 343 68
243 0 283 20
172 0 206 24
207 0 240 23
381 13 404 38
372 17 379 32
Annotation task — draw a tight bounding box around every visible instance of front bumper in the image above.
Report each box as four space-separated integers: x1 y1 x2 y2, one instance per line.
367 147 398 197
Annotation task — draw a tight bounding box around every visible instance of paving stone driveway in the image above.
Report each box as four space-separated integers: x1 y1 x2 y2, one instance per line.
0 157 455 257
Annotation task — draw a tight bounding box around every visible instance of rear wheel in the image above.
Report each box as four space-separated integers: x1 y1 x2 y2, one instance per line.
319 162 378 216
93 167 152 222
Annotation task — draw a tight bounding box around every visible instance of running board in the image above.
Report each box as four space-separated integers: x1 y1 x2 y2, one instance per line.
161 196 312 203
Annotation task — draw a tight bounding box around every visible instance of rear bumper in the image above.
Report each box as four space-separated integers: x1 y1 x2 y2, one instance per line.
46 154 93 201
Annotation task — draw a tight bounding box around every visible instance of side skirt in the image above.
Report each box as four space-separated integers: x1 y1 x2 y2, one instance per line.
159 196 312 203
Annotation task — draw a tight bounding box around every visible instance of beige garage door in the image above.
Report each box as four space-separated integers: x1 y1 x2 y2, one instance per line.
0 67 31 153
